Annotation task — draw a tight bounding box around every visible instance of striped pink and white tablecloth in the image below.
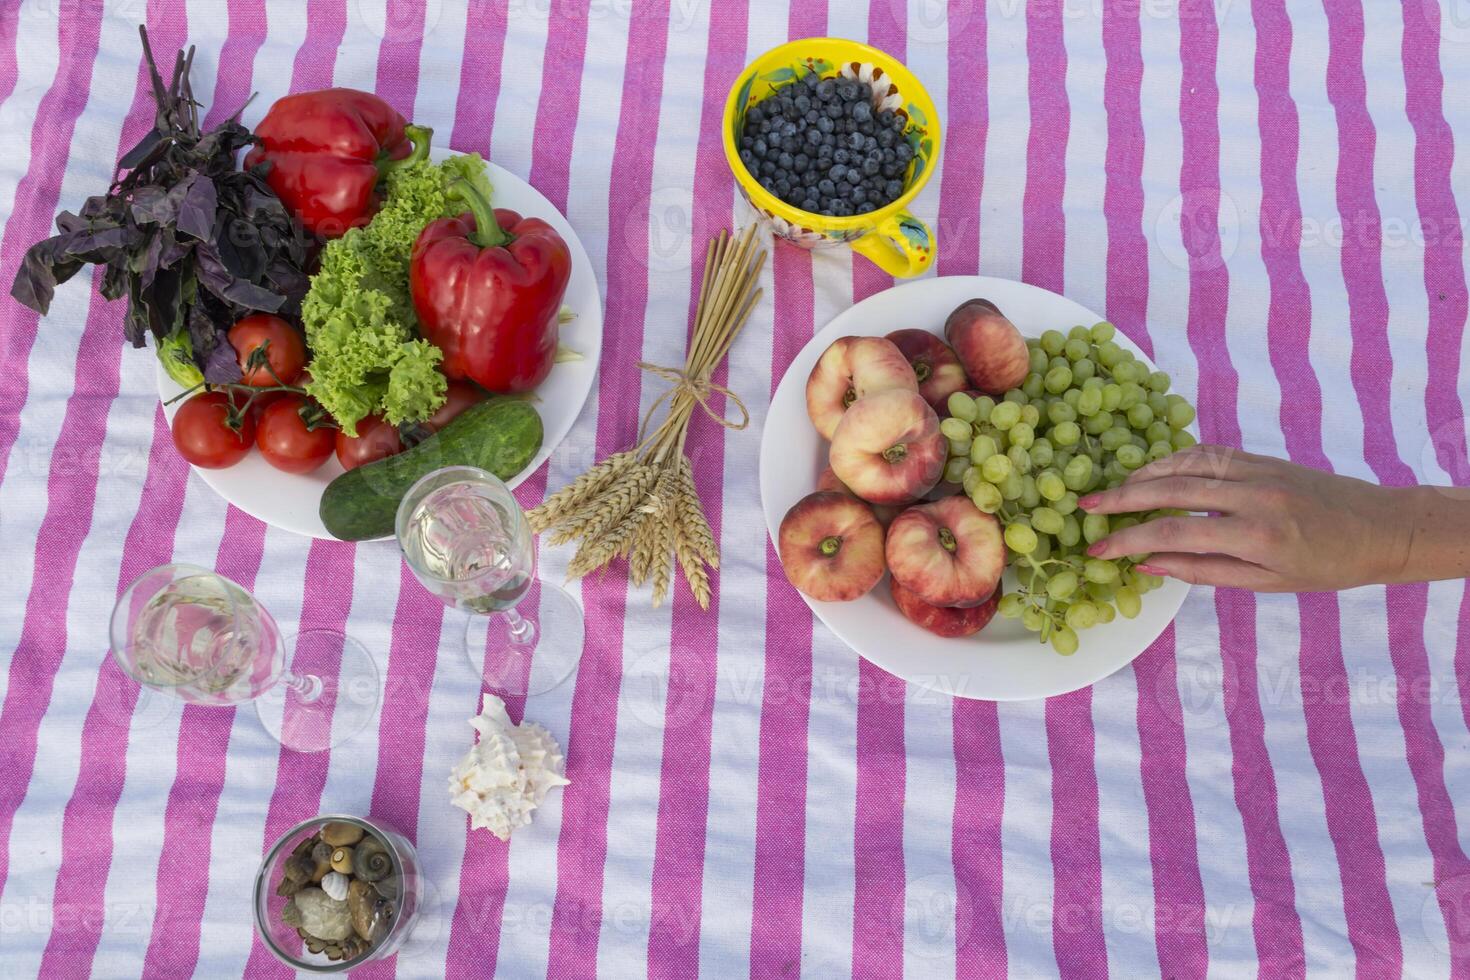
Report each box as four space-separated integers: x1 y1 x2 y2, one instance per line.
1 0 1468 976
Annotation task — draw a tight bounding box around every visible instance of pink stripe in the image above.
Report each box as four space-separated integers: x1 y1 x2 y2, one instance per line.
1319 4 1470 973
748 9 823 955
448 0 508 155
0 6 103 487
526 0 591 227
1399 0 1470 740
1239 1 1330 971
0 0 20 107
851 659 906 979
932 14 1006 973
241 542 359 980
290 0 347 93
1099 8 1208 975
646 0 741 971
137 5 273 971
1130 635 1208 978
1020 1 1068 296
140 509 268 978
1390 5 1470 972
1044 692 1105 978
432 9 522 975
749 249 817 978
935 0 985 279
852 0 905 301
375 0 427 112
952 700 1006 980
9 9 183 965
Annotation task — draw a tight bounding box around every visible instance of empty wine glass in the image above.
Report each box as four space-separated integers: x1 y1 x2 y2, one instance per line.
395 465 584 697
110 564 379 752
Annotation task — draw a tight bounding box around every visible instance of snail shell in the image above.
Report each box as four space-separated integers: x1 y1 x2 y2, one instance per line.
321 821 365 847
310 841 334 882
329 846 354 875
353 835 393 883
320 871 350 902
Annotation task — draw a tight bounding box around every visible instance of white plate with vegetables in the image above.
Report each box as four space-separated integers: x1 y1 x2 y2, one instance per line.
158 149 603 540
760 276 1194 701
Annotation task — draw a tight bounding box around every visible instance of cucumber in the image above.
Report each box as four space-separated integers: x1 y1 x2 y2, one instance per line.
320 397 543 541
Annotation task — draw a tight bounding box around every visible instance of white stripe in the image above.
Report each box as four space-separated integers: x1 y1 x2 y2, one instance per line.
975 0 1026 284
994 699 1055 974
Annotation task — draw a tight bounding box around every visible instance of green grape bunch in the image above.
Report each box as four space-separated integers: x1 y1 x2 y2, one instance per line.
941 321 1198 656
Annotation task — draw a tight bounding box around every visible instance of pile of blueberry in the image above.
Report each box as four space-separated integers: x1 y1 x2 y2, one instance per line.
738 70 914 218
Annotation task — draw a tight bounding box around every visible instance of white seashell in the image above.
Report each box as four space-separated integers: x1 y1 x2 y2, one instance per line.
449 695 570 840
319 871 350 901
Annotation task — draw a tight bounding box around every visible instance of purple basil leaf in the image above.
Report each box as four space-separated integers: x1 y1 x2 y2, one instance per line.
117 126 164 171
175 172 217 240
203 333 242 384
10 237 82 313
195 243 283 312
129 184 175 225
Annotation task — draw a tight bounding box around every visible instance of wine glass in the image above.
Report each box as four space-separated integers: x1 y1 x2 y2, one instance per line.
395 465 584 697
110 564 379 752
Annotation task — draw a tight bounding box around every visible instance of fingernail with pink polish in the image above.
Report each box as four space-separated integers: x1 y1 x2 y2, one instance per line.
1086 542 1104 556
1078 495 1100 511
1136 563 1165 575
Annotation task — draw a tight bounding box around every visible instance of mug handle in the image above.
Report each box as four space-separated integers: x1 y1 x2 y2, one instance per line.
850 210 935 278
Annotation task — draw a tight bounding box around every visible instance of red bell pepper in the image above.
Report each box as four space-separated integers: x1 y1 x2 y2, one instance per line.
409 180 573 394
244 89 430 238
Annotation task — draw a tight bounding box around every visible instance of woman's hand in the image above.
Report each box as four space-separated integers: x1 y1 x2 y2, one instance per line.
1076 445 1421 592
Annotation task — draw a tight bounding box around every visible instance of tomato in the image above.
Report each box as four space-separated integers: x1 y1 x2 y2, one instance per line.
335 414 404 471
171 391 255 468
256 396 335 474
229 314 306 386
425 380 486 431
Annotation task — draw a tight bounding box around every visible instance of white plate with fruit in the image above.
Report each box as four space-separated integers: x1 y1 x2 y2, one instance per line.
760 276 1196 701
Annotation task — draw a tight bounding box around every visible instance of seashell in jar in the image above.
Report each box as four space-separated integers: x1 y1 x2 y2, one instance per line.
291 887 353 942
347 878 394 945
353 834 392 883
320 871 350 902
310 841 334 882
329 846 354 875
321 821 365 846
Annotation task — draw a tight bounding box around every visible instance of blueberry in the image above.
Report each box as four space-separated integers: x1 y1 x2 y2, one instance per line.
753 138 767 156
820 209 835 217
794 94 811 113
891 113 906 131
782 138 800 154
857 202 875 213
882 146 896 163
747 107 764 125
861 155 881 176
802 197 819 212
847 132 865 151
793 153 810 172
863 136 877 152
803 128 820 146
851 185 867 203
760 159 776 175
778 151 794 170
739 149 755 169
826 101 844 119
851 100 872 123
804 109 819 124
877 128 896 147
817 143 833 159
833 148 849 165
895 142 913 161
816 79 836 100
829 162 847 180
885 179 903 198
845 168 861 184
802 71 819 89
881 163 901 178
858 82 872 99
838 80 858 100
773 167 789 181
775 179 790 196
818 178 836 195
817 115 834 134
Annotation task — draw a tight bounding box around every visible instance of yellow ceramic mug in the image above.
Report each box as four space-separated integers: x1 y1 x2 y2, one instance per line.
723 38 940 277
